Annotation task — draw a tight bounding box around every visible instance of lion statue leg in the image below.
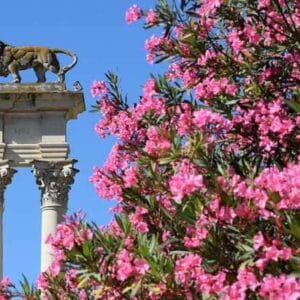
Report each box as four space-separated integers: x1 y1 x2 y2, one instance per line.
7 61 21 83
33 65 46 83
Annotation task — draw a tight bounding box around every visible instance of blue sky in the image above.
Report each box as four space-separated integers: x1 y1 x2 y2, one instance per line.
0 0 162 285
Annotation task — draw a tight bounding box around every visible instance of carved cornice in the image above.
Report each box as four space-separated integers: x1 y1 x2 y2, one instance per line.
32 160 78 208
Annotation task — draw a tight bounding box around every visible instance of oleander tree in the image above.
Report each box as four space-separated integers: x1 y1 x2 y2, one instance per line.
2 0 300 299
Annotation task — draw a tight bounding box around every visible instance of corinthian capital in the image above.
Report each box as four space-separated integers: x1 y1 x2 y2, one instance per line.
0 160 16 206
32 160 78 207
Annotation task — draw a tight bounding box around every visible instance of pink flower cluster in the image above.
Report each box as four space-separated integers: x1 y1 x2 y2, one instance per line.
255 162 300 210
175 254 226 296
90 80 107 97
169 160 205 203
232 99 298 155
90 166 123 200
193 109 232 132
54 1 300 299
183 215 212 248
129 206 149 233
125 4 142 24
115 249 149 281
194 76 237 100
259 275 300 299
144 126 171 157
146 9 157 25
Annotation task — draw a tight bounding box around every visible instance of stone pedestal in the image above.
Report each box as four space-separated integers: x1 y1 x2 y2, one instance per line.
0 83 85 272
0 83 85 166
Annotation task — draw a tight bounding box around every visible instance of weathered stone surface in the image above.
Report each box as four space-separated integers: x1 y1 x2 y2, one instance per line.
0 84 84 119
0 83 66 92
0 83 85 166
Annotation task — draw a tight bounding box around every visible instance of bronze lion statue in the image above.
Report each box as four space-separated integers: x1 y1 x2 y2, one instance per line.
0 41 77 83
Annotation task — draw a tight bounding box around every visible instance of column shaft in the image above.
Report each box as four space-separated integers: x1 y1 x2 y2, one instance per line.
32 160 78 272
0 161 16 279
40 206 64 271
0 200 3 280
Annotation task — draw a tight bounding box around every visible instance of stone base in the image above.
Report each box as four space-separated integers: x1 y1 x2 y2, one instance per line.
0 83 85 120
0 83 85 167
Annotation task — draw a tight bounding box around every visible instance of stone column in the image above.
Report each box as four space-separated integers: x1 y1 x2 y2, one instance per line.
32 160 78 272
0 161 16 279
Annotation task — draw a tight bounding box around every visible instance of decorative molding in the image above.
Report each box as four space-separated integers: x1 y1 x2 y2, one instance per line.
32 160 78 208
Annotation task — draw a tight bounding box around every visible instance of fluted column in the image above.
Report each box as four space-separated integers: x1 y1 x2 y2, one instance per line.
0 161 16 279
32 160 78 272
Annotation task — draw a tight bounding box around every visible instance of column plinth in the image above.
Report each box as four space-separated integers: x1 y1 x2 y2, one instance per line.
0 161 16 279
32 160 78 272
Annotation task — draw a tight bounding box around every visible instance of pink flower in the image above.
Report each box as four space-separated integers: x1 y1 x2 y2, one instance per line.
193 109 231 132
143 78 156 98
79 290 87 300
129 206 149 233
146 9 157 25
115 249 149 281
175 254 202 284
0 278 10 287
90 80 108 97
49 260 61 277
65 269 78 290
243 23 261 44
133 258 149 275
259 275 300 300
197 0 224 15
221 282 246 300
116 249 134 281
253 232 265 250
123 166 139 188
135 95 166 118
257 0 271 9
145 35 163 52
184 226 208 248
116 262 134 281
197 49 216 66
125 5 142 24
36 273 49 290
90 167 123 200
79 228 93 241
169 171 204 203
228 30 244 55
144 126 171 156
237 268 258 291
176 103 193 135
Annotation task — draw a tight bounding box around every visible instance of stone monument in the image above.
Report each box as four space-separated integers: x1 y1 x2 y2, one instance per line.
0 41 85 275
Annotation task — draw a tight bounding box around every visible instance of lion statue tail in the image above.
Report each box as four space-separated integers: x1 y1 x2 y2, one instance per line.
51 48 78 81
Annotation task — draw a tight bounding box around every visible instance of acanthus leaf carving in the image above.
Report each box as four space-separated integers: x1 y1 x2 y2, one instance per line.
32 160 78 208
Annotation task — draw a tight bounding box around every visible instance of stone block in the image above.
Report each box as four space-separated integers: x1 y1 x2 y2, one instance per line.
0 83 85 166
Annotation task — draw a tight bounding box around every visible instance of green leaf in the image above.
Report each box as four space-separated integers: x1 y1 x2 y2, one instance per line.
149 235 157 254
286 99 300 113
82 241 90 257
130 280 142 298
77 273 91 289
158 156 175 165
